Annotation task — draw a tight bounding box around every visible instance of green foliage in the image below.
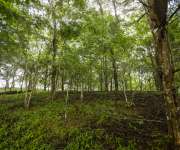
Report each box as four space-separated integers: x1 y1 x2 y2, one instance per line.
116 139 136 150
0 93 170 149
65 130 103 150
0 107 53 149
73 0 86 9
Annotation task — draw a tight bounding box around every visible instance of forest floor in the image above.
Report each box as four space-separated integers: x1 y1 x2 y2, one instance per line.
0 91 176 150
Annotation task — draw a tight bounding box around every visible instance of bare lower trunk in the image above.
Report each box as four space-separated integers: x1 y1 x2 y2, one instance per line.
51 19 57 101
61 73 64 91
157 29 180 149
122 79 128 103
110 49 118 92
80 82 83 102
110 77 113 91
10 76 15 91
24 76 32 109
24 91 32 109
65 86 69 105
5 79 9 92
148 48 163 91
20 71 25 91
129 72 132 91
99 59 103 91
44 67 48 91
51 70 56 100
104 56 108 92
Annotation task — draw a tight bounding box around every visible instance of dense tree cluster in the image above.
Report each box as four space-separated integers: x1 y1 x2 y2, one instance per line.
0 0 180 148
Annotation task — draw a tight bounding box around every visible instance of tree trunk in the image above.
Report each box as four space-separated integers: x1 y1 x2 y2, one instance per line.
147 0 180 148
99 59 103 91
51 19 57 100
139 75 143 91
103 56 108 92
80 82 84 102
61 76 64 91
24 75 32 109
5 78 9 92
10 75 15 91
20 71 25 91
148 47 163 91
129 72 132 91
110 77 113 91
154 50 163 91
122 79 128 103
110 49 118 92
44 67 48 91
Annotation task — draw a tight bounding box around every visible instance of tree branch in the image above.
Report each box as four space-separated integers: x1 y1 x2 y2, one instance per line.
168 4 180 23
173 68 180 74
138 0 150 9
112 0 120 23
136 13 146 22
169 17 178 25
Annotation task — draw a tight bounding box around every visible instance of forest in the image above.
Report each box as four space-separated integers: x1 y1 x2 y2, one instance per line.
0 0 180 149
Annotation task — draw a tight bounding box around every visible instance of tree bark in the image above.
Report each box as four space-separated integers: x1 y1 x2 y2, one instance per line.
80 82 84 101
24 74 32 109
99 58 103 91
51 18 57 100
44 67 48 91
5 78 9 92
103 56 109 91
146 0 180 148
61 75 64 92
110 49 118 92
148 47 163 91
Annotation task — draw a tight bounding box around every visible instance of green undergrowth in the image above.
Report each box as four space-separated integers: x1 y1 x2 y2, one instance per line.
0 92 168 150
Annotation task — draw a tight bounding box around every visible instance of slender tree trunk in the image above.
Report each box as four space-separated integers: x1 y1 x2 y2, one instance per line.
99 59 103 91
5 70 9 91
24 75 32 109
61 76 64 91
44 67 48 91
103 56 108 92
20 71 25 91
65 84 69 105
51 19 57 100
112 0 120 23
20 81 23 91
10 76 15 91
80 82 84 102
5 79 9 92
61 70 64 91
110 49 118 92
139 77 143 91
96 0 103 14
110 77 113 91
129 72 132 91
147 0 180 148
122 79 128 103
99 72 103 91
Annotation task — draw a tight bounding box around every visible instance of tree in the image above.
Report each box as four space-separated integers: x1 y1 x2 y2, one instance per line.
141 0 180 148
